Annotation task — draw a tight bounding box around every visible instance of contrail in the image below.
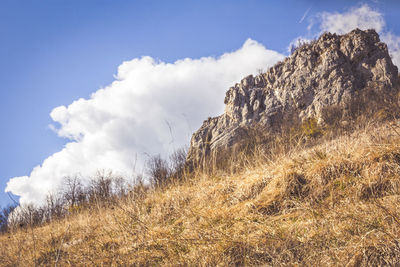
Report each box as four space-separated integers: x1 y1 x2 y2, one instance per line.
299 7 311 23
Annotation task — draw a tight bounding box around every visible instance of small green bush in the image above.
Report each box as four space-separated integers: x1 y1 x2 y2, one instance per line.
301 118 323 138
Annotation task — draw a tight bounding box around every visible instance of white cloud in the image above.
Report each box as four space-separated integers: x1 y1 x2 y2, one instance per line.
316 4 400 67
289 4 400 67
6 39 284 205
381 32 400 69
318 4 385 34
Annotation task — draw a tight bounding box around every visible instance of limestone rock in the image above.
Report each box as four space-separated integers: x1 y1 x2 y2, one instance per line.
187 29 400 164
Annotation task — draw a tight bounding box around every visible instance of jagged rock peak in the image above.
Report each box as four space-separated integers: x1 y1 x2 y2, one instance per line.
187 29 400 164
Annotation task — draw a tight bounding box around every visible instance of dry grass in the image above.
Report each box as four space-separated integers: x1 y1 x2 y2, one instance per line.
2 120 400 266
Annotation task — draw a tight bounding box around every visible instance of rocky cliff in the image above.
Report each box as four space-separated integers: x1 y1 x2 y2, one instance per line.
187 29 400 164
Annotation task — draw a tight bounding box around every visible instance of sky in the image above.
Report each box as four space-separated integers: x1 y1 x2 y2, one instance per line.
1 0 400 207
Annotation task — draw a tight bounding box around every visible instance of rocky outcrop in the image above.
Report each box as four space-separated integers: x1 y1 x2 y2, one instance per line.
187 29 399 164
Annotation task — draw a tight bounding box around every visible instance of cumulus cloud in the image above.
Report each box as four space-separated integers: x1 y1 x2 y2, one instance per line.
318 4 385 34
289 4 400 67
317 4 400 66
6 39 284 205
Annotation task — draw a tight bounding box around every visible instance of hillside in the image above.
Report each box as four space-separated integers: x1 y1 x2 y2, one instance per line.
1 120 400 266
1 29 400 266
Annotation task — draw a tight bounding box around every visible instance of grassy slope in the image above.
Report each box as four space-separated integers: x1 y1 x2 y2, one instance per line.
1 121 400 266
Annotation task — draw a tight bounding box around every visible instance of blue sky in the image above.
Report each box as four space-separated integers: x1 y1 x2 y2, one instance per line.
1 0 399 207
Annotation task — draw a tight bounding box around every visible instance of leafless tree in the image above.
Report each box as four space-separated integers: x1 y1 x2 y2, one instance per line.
44 193 65 222
62 176 85 207
88 172 113 203
0 204 17 232
169 147 188 180
147 154 170 187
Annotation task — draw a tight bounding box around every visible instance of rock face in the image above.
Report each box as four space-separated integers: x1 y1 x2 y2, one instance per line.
187 29 399 164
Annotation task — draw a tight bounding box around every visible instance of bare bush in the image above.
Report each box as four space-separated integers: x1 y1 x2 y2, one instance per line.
169 147 188 180
62 176 86 207
0 204 16 232
43 193 66 223
147 154 171 187
321 105 343 128
4 172 138 230
113 176 128 197
10 204 46 228
88 172 114 204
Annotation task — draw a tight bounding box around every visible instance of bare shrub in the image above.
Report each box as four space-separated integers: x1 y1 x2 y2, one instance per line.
346 84 400 123
3 173 141 230
145 147 189 188
113 176 128 197
88 172 114 204
321 105 343 128
43 193 66 222
128 174 149 201
62 176 86 207
169 147 188 180
146 154 170 187
10 204 46 228
0 204 17 232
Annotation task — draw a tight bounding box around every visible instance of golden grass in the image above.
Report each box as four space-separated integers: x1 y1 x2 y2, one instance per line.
2 121 400 266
